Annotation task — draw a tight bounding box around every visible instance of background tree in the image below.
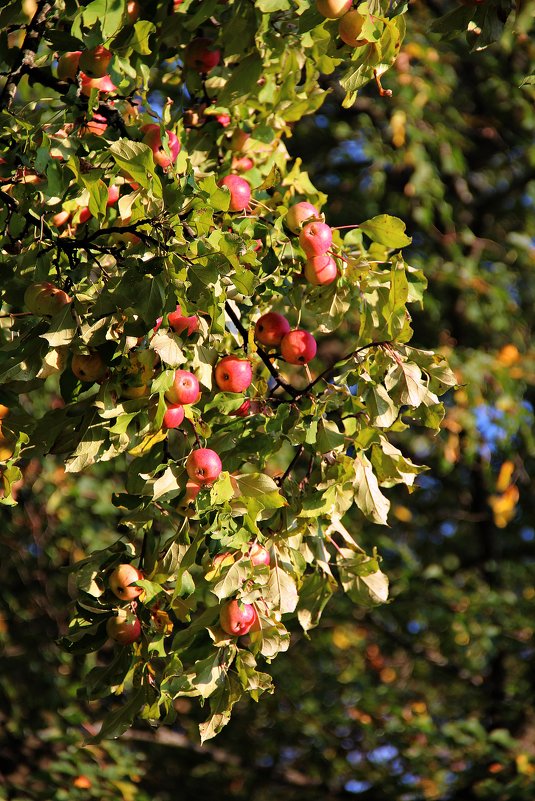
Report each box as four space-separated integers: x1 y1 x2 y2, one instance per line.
1 0 534 799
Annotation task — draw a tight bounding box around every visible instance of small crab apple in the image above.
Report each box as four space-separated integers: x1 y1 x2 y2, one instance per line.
215 355 253 393
141 124 181 169
163 403 185 429
231 155 254 172
254 312 291 347
71 352 107 383
80 73 116 95
79 45 112 78
249 542 270 567
184 38 221 73
219 600 258 636
109 563 144 601
218 174 251 212
186 448 222 485
57 51 81 80
281 329 317 365
285 201 320 234
316 0 352 18
24 282 71 316
78 206 92 224
299 221 333 257
52 210 71 227
106 610 141 645
107 184 120 206
304 254 338 286
216 113 231 127
339 10 370 47
165 369 200 405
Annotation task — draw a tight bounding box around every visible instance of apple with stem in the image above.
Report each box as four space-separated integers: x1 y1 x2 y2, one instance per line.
249 542 270 567
186 448 222 485
165 369 200 405
168 305 199 336
106 610 141 644
304 254 338 285
184 38 221 73
254 312 291 347
57 51 81 80
141 124 181 169
219 600 258 636
215 355 253 393
109 563 144 601
163 403 185 429
285 201 320 234
71 352 107 383
299 221 333 257
231 156 254 172
280 329 317 365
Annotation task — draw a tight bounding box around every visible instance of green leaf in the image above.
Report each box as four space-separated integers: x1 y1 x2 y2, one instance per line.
359 215 412 248
109 140 163 198
88 687 150 743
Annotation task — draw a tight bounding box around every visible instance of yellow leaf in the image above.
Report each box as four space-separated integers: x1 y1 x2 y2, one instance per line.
496 460 514 493
128 428 167 456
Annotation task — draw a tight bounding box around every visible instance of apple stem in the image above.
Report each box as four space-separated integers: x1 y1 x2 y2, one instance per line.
331 224 360 230
373 69 393 98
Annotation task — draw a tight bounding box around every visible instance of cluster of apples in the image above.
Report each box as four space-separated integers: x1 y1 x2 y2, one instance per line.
215 544 271 636
286 201 338 287
255 311 317 365
316 0 372 48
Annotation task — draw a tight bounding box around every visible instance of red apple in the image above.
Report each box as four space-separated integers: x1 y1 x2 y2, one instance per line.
81 112 108 136
218 174 251 212
106 610 141 644
57 51 81 80
339 10 369 47
299 221 333 257
52 210 71 227
316 0 352 18
107 184 120 206
285 201 320 234
127 0 140 22
186 448 222 485
232 398 251 417
165 369 200 405
24 282 71 316
141 123 181 169
249 542 270 567
304 254 338 285
78 206 92 224
219 600 258 636
109 563 144 601
79 45 112 78
184 38 221 73
231 156 254 172
280 329 317 365
215 355 253 393
80 73 116 95
163 403 185 429
71 352 107 383
216 113 231 127
254 312 291 347
167 305 199 336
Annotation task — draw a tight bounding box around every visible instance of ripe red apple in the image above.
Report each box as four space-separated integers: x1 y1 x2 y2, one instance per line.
52 210 71 227
285 201 320 234
219 600 258 636
81 112 108 136
232 399 251 417
184 38 221 73
78 206 92 224
299 221 333 257
231 155 254 172
216 113 231 127
140 123 181 169
249 542 270 567
254 312 291 347
163 403 185 429
79 45 112 78
186 448 222 485
24 282 71 316
80 73 116 95
316 0 352 18
280 329 317 365
339 10 369 47
215 355 253 393
127 0 140 22
71 352 107 383
106 610 141 644
218 174 251 212
57 51 81 80
167 305 199 336
109 563 144 601
107 184 120 206
304 254 338 286
165 369 200 405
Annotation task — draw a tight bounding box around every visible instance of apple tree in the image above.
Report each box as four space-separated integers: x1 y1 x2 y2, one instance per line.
0 0 464 742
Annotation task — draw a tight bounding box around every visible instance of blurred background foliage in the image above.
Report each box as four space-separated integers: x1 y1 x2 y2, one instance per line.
2 1 535 799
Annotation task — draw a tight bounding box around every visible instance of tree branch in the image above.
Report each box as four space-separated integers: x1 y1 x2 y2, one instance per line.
0 0 55 109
